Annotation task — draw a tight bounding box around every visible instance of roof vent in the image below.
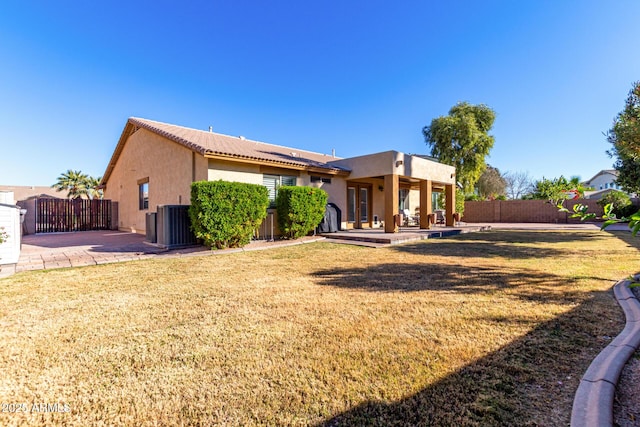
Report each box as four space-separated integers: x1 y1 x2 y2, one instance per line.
239 135 246 140
290 152 297 157
209 126 213 133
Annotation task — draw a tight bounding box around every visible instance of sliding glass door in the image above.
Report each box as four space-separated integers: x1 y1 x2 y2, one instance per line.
347 183 371 228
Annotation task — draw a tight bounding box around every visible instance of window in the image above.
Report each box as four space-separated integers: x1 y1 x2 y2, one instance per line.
138 180 149 210
311 176 332 184
263 174 296 205
432 192 439 210
360 187 368 222
347 187 356 222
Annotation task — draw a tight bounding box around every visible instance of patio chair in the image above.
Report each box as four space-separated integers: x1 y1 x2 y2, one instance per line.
435 210 445 225
402 209 418 226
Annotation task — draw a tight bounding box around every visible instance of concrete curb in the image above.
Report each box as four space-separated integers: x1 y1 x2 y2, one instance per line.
571 275 640 426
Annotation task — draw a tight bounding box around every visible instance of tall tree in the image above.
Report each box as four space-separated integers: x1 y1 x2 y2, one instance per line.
52 169 90 199
529 176 589 205
607 81 640 194
476 165 506 198
85 176 104 200
503 170 534 199
423 102 496 193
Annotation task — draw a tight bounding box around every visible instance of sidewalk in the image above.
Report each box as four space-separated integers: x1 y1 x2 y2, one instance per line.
0 231 325 278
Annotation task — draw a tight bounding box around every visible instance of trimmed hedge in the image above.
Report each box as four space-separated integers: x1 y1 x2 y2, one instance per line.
189 180 269 249
276 186 328 239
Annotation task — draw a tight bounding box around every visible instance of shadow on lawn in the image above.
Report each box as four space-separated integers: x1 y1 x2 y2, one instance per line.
604 229 640 252
451 230 606 244
316 290 623 427
393 241 564 259
311 262 603 304
393 230 609 259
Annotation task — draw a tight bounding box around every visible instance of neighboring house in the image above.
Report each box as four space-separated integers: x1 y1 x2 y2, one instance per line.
0 185 63 235
0 185 62 201
101 117 457 234
582 169 632 200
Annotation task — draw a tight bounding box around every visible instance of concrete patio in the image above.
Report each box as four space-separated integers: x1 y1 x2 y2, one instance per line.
319 221 602 246
0 231 323 278
320 224 490 246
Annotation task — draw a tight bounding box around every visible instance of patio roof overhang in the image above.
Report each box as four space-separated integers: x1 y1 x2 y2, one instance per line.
327 150 456 186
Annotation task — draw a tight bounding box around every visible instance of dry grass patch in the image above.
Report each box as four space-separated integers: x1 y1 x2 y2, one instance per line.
1 229 639 426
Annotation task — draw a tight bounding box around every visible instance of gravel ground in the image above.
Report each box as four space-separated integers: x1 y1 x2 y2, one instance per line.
614 285 640 427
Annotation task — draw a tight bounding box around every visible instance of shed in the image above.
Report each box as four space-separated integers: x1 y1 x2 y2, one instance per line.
0 192 24 265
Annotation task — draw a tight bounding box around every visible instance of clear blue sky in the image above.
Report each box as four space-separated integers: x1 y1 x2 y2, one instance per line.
1 0 639 186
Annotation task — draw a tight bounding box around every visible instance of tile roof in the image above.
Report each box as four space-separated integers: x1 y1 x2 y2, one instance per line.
128 117 349 173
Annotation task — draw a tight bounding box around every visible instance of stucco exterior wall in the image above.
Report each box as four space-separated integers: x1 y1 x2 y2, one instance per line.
408 190 421 213
104 128 208 233
303 174 347 229
329 151 455 185
207 159 263 184
207 162 349 230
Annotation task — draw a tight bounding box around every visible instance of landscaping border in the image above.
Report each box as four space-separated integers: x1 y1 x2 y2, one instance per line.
571 274 640 426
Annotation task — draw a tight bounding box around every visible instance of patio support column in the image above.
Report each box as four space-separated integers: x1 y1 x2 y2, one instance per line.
445 183 455 226
384 174 399 233
419 180 432 229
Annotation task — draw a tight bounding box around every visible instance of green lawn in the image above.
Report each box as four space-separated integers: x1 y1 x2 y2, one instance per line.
0 229 638 426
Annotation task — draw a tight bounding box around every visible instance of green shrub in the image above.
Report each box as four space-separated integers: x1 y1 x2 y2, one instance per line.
436 188 466 217
597 190 632 217
189 180 269 249
276 186 328 239
456 188 465 217
618 204 638 219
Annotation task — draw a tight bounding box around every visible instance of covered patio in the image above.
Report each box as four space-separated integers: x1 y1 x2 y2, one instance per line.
328 151 458 233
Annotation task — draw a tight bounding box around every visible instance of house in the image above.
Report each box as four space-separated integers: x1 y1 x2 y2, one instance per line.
0 185 62 201
582 169 631 200
101 117 457 234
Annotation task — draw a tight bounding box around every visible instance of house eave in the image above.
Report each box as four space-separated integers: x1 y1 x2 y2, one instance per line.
204 152 351 176
100 121 136 187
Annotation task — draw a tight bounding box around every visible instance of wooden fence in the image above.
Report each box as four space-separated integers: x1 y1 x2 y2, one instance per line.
36 198 113 233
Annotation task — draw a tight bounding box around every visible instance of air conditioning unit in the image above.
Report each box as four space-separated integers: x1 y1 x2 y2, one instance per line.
156 205 197 249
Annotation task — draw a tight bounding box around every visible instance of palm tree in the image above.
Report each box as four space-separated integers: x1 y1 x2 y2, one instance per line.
85 176 103 200
52 170 89 199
